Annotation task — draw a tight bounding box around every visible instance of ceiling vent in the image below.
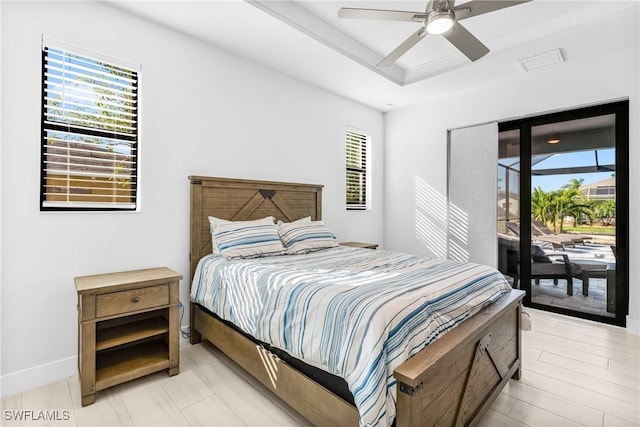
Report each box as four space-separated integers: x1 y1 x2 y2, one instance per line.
516 48 564 72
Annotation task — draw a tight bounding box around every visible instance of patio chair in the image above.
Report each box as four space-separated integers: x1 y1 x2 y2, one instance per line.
532 220 588 245
506 222 573 250
511 243 574 291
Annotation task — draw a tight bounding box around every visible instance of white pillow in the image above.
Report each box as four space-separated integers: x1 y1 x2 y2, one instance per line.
278 220 339 255
212 216 285 259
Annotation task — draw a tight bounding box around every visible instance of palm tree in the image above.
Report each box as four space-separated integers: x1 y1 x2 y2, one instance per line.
558 189 588 233
562 178 584 191
560 178 586 226
531 186 554 226
553 186 589 232
531 180 591 233
561 178 584 190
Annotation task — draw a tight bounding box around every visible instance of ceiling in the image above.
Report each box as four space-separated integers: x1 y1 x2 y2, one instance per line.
106 0 639 111
500 114 616 153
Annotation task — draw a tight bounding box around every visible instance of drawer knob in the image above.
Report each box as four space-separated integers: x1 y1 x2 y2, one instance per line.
131 297 140 303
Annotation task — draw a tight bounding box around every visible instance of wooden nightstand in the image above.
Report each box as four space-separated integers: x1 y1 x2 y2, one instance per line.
341 241 379 250
75 267 182 406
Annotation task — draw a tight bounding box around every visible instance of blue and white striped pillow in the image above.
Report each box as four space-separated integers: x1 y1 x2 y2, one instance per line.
278 220 339 254
208 216 232 255
212 216 285 259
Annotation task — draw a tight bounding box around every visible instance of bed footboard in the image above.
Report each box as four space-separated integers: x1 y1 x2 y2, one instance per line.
394 289 524 427
190 290 523 427
192 304 361 427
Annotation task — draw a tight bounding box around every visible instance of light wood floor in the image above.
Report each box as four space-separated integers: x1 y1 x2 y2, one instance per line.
2 308 639 426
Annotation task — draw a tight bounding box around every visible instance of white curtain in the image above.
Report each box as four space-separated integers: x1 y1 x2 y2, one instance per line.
447 122 499 268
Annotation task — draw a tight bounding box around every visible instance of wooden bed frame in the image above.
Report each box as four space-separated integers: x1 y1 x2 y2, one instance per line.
188 175 525 427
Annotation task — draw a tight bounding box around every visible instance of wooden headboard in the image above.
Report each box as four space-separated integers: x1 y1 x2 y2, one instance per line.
189 176 324 280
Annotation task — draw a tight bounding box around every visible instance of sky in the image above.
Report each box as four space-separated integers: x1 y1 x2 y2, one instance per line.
500 149 616 193
531 149 615 192
532 171 614 192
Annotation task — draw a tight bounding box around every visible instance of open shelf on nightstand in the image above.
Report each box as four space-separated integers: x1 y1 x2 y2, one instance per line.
96 315 169 351
96 340 170 391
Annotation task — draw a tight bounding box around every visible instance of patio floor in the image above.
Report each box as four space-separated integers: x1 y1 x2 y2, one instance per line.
508 242 616 318
530 276 613 318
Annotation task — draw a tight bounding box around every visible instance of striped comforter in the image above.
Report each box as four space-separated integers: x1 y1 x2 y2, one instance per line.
191 246 511 427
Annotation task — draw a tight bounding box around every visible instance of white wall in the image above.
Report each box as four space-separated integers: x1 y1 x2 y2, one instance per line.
384 9 639 333
0 1 384 396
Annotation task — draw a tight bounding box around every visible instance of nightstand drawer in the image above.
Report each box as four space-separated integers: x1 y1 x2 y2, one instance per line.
96 285 169 318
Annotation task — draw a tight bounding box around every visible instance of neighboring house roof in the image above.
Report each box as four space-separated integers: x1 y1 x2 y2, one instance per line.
580 177 616 200
580 177 616 190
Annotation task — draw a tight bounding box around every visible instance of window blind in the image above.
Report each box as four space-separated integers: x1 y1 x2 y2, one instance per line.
346 130 368 210
41 44 139 210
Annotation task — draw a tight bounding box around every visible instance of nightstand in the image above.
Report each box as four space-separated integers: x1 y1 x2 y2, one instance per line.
341 241 379 250
75 267 182 406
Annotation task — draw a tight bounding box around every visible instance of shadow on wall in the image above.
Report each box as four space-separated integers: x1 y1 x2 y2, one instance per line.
414 176 469 262
448 201 469 262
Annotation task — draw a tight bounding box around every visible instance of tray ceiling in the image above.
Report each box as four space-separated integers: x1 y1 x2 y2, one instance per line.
106 0 639 110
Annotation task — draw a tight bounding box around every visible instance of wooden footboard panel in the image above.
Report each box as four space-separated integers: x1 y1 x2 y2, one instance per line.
394 290 524 427
193 305 361 427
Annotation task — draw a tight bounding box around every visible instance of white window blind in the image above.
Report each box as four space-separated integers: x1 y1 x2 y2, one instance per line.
346 129 369 210
41 43 139 210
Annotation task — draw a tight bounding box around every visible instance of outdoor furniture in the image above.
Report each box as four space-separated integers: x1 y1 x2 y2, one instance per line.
532 220 588 245
511 244 574 290
569 260 610 296
506 222 573 250
568 244 616 297
497 233 519 277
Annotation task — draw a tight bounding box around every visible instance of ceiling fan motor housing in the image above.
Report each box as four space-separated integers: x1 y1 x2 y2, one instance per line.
427 0 456 14
426 0 456 34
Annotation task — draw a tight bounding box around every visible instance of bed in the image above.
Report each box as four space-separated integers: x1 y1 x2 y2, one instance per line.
188 175 525 427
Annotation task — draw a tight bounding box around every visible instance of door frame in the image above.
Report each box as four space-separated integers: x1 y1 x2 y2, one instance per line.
499 100 629 327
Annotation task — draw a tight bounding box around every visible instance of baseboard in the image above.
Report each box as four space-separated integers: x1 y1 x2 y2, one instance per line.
2 324 193 398
0 355 77 398
626 315 640 335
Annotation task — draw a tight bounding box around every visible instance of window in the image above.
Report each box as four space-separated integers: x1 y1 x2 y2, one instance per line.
346 129 370 210
41 41 139 211
595 186 615 196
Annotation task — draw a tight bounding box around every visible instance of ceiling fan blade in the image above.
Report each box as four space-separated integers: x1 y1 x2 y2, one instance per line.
338 8 426 23
455 1 531 21
442 23 489 62
377 27 428 67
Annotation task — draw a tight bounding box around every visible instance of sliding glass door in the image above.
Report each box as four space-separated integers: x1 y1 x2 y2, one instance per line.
497 101 628 326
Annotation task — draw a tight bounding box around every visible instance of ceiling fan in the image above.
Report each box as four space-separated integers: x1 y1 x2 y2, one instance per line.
338 0 531 67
